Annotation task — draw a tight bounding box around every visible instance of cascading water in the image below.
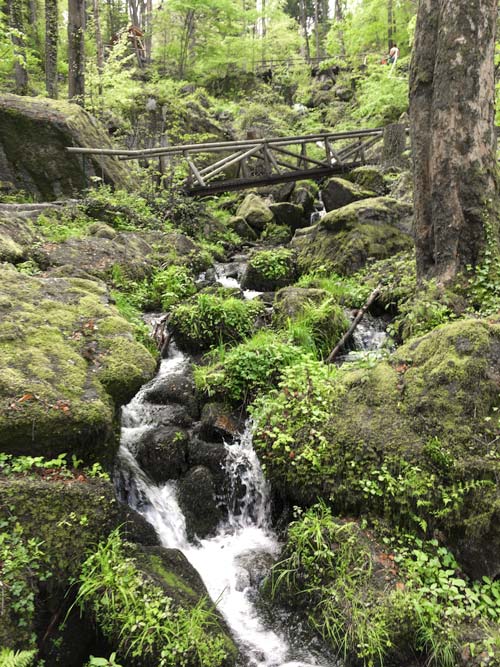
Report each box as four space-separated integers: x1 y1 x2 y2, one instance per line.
116 344 338 667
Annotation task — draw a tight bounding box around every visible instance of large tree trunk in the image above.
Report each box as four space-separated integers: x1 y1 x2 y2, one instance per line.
92 0 104 96
387 0 394 50
144 0 152 63
409 0 498 285
8 0 29 94
68 0 85 103
45 0 58 98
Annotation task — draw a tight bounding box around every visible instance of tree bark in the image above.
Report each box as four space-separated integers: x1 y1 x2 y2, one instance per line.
92 0 104 96
299 0 310 62
8 0 29 94
45 0 58 98
144 0 152 63
387 0 394 50
68 0 85 103
409 0 498 284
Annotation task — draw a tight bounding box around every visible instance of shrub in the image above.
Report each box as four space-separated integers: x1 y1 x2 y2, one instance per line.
169 293 264 353
194 331 306 403
248 248 296 281
151 265 197 310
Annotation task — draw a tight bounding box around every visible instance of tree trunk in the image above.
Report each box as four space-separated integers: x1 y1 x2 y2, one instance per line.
334 0 343 22
409 0 498 285
144 0 152 63
387 0 394 50
299 0 310 62
8 0 29 94
92 0 104 96
68 0 85 103
45 0 58 98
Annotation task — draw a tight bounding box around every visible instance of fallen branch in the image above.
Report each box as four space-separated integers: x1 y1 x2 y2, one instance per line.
326 284 382 364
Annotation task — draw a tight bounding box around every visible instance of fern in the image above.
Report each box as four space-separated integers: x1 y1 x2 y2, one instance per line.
0 648 37 667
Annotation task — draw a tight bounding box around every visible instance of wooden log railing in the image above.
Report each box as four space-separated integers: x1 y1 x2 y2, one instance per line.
67 127 388 195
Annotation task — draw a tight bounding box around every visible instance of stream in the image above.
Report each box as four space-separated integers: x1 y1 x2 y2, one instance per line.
115 253 386 666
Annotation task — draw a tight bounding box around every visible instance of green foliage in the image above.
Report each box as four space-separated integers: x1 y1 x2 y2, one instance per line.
260 223 292 245
75 530 227 667
35 210 94 243
248 249 295 280
297 270 371 308
84 185 160 231
15 260 40 276
351 62 409 125
170 293 263 352
464 212 500 316
283 297 349 359
0 514 50 644
194 330 306 403
250 357 341 487
151 265 197 310
0 648 37 667
0 452 110 481
270 503 392 666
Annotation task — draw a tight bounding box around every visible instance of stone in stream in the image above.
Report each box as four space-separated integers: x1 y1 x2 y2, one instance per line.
320 176 375 212
144 367 199 419
178 465 221 538
135 425 189 483
240 248 298 292
290 180 317 218
199 402 241 443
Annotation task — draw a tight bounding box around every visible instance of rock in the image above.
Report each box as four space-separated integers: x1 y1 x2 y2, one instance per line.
228 215 258 241
256 181 296 202
268 202 307 230
187 437 228 487
334 85 354 102
0 475 157 651
199 403 241 443
0 93 130 200
256 319 500 579
236 193 274 231
347 166 387 196
290 180 318 218
0 265 156 462
321 176 375 212
240 248 298 292
235 549 275 588
178 465 221 538
135 426 189 483
88 221 117 239
292 196 413 275
273 287 330 322
144 367 199 419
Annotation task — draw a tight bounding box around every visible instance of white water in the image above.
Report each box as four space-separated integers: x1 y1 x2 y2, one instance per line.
117 345 335 667
214 262 263 301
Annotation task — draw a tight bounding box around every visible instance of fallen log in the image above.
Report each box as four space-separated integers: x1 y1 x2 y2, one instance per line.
326 284 382 364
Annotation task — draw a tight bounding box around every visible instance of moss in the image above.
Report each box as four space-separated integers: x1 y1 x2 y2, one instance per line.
292 197 413 275
347 166 387 196
236 193 274 231
253 319 500 578
0 232 25 262
169 293 264 354
241 248 298 291
0 267 156 462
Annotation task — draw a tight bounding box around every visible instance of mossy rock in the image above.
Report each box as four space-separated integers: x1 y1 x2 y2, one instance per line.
0 266 156 461
292 196 413 275
228 215 257 241
241 248 298 291
320 176 375 212
273 287 330 322
236 194 274 232
347 165 387 196
254 319 500 578
0 476 156 651
268 202 307 230
291 180 318 218
0 94 130 200
169 292 264 354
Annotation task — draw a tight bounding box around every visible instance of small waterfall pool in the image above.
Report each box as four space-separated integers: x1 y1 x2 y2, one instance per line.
117 346 338 667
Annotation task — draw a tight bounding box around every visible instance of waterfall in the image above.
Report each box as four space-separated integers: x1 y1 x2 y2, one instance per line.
116 345 338 667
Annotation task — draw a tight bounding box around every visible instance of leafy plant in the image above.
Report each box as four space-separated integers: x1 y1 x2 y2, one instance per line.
0 649 37 667
248 248 295 281
74 530 227 667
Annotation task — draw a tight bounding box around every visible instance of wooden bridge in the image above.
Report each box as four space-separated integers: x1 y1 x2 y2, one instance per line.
67 127 386 196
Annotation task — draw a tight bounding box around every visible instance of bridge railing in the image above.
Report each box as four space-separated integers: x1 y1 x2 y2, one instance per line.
67 127 387 194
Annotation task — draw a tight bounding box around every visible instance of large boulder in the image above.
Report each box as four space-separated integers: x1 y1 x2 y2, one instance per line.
292 196 413 275
268 202 307 230
178 465 222 538
273 287 330 322
0 94 130 200
0 265 156 462
254 319 500 579
320 176 374 212
135 426 189 484
347 165 387 196
236 193 274 232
